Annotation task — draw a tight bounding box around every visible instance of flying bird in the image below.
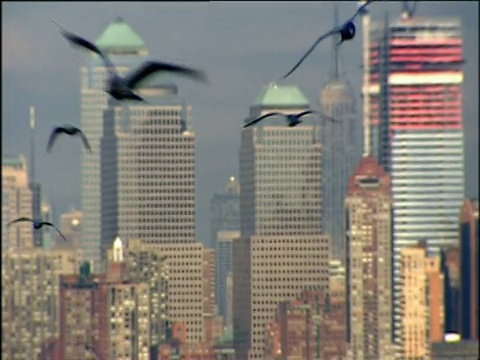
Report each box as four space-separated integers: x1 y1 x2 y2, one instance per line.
280 0 376 79
242 109 340 129
8 217 69 242
53 19 208 102
47 125 92 153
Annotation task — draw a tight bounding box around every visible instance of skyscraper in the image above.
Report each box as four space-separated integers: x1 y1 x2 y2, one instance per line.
319 4 361 259
209 176 240 249
365 10 465 250
344 156 394 359
81 17 148 271
2 154 33 251
234 83 330 360
459 198 479 340
100 83 195 259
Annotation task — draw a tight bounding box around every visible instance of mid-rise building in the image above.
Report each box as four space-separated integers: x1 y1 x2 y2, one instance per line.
344 156 394 359
59 208 83 247
2 247 80 360
234 83 330 360
2 154 33 251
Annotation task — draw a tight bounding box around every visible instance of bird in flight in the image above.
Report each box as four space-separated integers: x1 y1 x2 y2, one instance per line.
242 109 340 129
53 19 208 102
280 0 376 79
47 125 92 153
8 217 69 242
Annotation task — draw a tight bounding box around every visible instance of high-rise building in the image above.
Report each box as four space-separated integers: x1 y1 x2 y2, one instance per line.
459 199 479 340
441 246 461 334
2 247 80 360
202 248 216 315
344 156 394 359
209 176 240 249
215 230 240 324
2 154 33 251
100 83 195 261
366 11 465 247
234 83 330 360
397 243 445 359
319 5 361 259
81 17 148 271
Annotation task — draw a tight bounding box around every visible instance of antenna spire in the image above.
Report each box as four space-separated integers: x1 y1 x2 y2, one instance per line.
330 4 341 79
29 106 36 183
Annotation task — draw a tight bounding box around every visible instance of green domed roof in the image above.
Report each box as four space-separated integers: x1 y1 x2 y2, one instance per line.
254 82 310 107
95 17 146 52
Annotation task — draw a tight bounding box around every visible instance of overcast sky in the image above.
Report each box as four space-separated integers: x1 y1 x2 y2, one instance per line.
2 1 478 246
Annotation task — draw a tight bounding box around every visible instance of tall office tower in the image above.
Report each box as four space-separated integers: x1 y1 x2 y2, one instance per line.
319 5 361 259
2 154 33 251
225 272 234 329
366 10 465 250
100 83 195 261
81 17 148 271
234 83 330 360
210 176 240 249
2 247 80 360
40 200 54 250
202 248 216 315
441 247 461 334
397 243 445 359
105 237 169 351
215 230 240 324
58 208 83 247
459 199 479 340
126 239 205 344
344 156 394 360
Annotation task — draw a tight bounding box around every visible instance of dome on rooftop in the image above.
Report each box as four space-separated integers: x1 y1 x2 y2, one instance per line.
253 82 310 107
95 17 147 53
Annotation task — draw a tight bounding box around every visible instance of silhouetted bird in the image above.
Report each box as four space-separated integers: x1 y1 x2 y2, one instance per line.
47 125 92 153
280 0 376 79
7 217 68 242
53 19 208 102
242 109 340 129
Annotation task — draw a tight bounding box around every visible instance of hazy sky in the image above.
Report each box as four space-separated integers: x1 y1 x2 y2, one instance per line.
2 1 478 245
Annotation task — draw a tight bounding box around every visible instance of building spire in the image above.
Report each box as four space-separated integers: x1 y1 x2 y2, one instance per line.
29 106 35 183
330 4 342 80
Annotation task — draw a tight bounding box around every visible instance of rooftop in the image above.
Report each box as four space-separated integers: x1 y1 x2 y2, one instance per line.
253 82 310 107
95 17 147 52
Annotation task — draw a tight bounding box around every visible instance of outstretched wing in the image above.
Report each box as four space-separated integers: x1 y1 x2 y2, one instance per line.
52 226 69 242
296 110 317 119
242 112 285 129
47 127 69 152
316 110 342 124
125 61 208 89
348 0 377 22
8 217 34 227
52 19 116 71
280 28 340 80
78 131 93 153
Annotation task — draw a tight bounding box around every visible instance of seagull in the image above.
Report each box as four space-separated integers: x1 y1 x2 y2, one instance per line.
53 19 208 102
242 109 340 129
7 217 69 242
47 125 92 153
280 0 376 79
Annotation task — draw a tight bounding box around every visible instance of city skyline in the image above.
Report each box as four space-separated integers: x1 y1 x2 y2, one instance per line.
3 1 478 246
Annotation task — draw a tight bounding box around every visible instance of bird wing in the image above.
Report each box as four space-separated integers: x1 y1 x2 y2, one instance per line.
7 217 34 227
242 113 285 129
280 27 340 80
52 19 116 72
296 110 317 119
46 127 67 152
52 226 69 242
348 0 377 22
78 131 93 153
316 111 342 124
124 61 208 89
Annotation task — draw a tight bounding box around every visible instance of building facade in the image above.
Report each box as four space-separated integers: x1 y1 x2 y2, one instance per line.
344 156 394 359
81 17 149 271
234 83 330 360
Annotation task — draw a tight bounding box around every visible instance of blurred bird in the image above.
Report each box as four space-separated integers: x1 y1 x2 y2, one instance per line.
47 125 92 153
242 109 340 129
52 19 208 102
280 0 376 79
7 217 69 242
